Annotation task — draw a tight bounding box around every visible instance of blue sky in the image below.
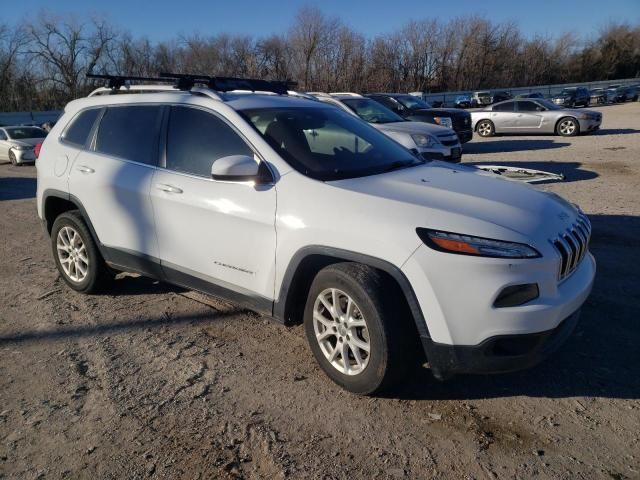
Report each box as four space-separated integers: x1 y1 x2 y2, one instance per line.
3 0 639 42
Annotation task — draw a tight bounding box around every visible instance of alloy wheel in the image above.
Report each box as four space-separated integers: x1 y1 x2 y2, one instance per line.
478 122 492 137
559 119 576 135
56 226 89 283
312 288 371 375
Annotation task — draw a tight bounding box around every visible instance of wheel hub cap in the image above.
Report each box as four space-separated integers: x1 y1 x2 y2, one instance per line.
312 288 371 376
56 226 89 283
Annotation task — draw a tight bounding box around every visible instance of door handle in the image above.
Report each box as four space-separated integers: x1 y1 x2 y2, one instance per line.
156 184 183 194
76 165 95 174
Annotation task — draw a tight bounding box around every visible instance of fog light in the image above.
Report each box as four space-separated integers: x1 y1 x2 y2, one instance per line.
493 283 539 308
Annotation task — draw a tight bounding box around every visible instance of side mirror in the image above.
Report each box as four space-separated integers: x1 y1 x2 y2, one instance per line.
211 155 271 183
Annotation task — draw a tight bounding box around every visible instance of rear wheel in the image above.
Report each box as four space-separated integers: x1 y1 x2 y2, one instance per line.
557 117 579 137
51 211 111 293
303 263 413 395
477 120 495 137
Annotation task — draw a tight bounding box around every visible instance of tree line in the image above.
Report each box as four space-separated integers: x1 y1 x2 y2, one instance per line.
1 7 639 111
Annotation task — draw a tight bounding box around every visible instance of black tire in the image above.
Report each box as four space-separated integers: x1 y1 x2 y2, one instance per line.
51 210 111 293
9 150 18 166
303 263 415 395
556 117 580 137
476 120 495 137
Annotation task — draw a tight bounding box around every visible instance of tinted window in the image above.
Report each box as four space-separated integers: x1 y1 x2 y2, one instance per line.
240 106 421 181
340 98 404 124
517 101 541 112
166 106 254 177
6 127 46 139
95 106 161 165
371 96 399 111
0 130 6 140
493 102 515 112
62 109 100 146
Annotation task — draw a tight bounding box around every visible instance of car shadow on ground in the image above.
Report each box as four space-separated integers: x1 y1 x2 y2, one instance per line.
394 213 640 401
0 310 241 346
464 139 570 154
105 274 186 296
466 161 598 183
595 128 640 136
0 176 37 201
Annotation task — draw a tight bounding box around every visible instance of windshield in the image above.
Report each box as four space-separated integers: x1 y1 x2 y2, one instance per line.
535 99 562 110
339 98 404 124
395 95 432 109
559 89 576 96
5 127 46 139
240 107 422 181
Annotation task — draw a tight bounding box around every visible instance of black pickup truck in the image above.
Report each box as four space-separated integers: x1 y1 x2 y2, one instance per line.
366 93 473 143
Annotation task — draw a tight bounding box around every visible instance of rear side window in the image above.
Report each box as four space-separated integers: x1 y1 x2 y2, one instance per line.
95 106 162 165
493 102 515 112
165 106 254 178
62 109 100 146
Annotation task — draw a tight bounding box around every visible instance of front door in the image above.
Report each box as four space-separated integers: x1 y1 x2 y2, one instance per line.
515 101 544 129
150 105 277 310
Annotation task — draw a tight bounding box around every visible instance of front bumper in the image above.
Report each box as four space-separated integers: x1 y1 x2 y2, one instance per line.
422 308 581 379
455 129 473 144
578 118 601 133
420 146 462 163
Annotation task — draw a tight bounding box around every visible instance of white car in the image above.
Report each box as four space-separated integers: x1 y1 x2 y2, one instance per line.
36 74 595 394
308 93 462 162
0 126 47 165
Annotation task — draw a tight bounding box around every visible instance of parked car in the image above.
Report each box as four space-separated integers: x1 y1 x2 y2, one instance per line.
453 94 472 109
491 91 513 103
471 99 602 137
37 74 595 394
551 87 590 108
0 126 47 165
308 93 462 162
621 85 639 102
366 93 473 143
470 91 492 107
589 88 608 105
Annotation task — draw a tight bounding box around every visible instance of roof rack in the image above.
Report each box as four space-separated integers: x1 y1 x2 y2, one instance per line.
86 72 298 100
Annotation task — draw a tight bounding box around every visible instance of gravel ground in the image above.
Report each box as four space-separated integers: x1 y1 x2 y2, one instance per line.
0 102 639 480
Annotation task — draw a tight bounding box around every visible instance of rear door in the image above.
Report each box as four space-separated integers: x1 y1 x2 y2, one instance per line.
150 105 277 308
490 102 517 131
515 101 544 129
67 104 163 268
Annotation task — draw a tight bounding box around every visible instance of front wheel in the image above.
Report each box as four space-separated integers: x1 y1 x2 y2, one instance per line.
51 211 111 293
303 263 413 395
9 150 18 166
477 120 495 137
557 117 579 137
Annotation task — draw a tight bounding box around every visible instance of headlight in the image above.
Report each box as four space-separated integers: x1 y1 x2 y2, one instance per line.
12 145 33 151
433 117 453 128
411 134 438 148
416 228 541 258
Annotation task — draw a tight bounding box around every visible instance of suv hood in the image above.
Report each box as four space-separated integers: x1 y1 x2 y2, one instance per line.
330 162 579 241
375 121 454 136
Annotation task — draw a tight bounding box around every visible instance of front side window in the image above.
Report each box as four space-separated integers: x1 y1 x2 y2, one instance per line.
517 101 542 112
95 106 162 165
240 106 421 181
62 109 100 146
340 98 404 124
5 127 46 139
166 106 254 178
0 130 6 140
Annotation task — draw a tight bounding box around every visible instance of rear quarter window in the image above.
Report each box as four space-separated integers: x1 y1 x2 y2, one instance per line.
61 108 101 147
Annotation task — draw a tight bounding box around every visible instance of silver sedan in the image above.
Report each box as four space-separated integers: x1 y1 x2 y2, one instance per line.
471 99 602 137
0 126 47 165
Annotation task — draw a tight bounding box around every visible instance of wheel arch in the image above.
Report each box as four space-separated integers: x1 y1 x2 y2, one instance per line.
555 115 579 135
475 118 494 132
274 246 430 341
42 189 101 247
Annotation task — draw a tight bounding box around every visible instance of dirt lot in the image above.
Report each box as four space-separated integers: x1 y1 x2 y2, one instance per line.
1 102 639 480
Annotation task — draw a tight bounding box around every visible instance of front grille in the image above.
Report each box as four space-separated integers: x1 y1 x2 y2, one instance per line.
440 138 459 147
550 213 591 281
452 114 471 131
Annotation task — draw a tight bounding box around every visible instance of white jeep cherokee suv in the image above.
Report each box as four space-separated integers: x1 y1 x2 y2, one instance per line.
36 75 595 394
